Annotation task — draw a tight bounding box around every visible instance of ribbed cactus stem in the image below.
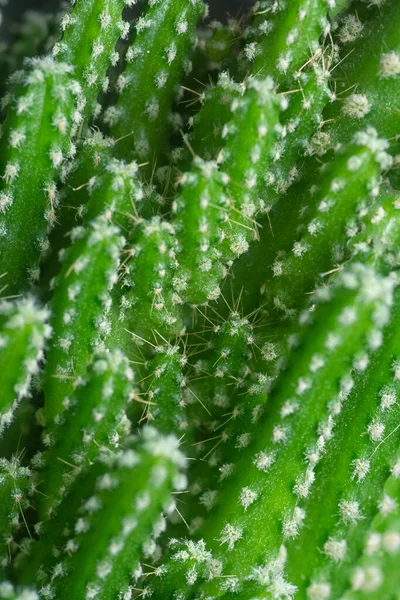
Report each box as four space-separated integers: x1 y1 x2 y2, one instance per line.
339 456 400 599
268 64 333 197
37 350 134 519
23 427 186 600
217 76 280 264
195 18 241 74
326 0 400 148
264 127 393 318
120 217 182 339
183 71 242 164
83 158 143 232
1 1 400 597
350 188 400 270
0 297 51 437
52 0 133 124
172 158 227 305
248 0 333 83
43 215 125 423
60 130 117 226
0 456 32 566
0 582 39 600
282 287 400 599
0 58 78 292
42 155 142 422
149 261 397 598
108 0 206 170
139 343 188 434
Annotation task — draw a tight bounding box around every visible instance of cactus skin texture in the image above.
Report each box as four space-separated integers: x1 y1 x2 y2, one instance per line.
52 0 133 124
0 456 32 567
248 0 333 83
109 0 206 169
23 427 186 600
0 58 78 292
38 350 134 520
0 298 51 437
2 0 400 598
42 215 125 423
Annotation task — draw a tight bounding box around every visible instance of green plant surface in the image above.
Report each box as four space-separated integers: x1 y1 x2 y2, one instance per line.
0 582 39 599
326 0 400 147
109 0 206 170
0 298 51 437
52 0 133 125
22 427 187 599
0 456 32 569
42 156 142 422
264 128 392 318
119 216 182 339
38 350 134 520
150 259 399 599
42 214 125 423
0 58 78 293
247 0 335 83
0 1 400 598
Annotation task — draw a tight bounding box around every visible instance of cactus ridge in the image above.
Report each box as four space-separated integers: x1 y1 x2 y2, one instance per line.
52 0 133 125
0 297 51 438
0 58 79 291
108 0 206 170
24 427 187 600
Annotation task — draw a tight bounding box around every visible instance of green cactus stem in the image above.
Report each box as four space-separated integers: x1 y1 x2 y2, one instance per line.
0 582 39 600
43 215 125 423
0 297 51 437
264 127 393 318
108 0 206 171
0 1 400 598
339 457 400 599
37 350 134 520
120 216 182 340
326 0 400 149
149 258 398 598
52 0 134 125
22 427 186 600
137 343 188 435
0 58 79 292
0 456 32 568
182 71 242 165
171 158 227 305
247 0 333 84
42 155 142 420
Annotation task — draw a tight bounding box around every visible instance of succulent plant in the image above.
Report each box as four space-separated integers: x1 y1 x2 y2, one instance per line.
0 0 400 598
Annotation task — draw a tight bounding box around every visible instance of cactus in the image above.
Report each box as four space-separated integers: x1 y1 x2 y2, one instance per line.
0 582 38 600
326 0 400 148
0 58 78 292
38 350 134 519
22 427 186 599
0 9 62 94
0 456 32 567
247 0 334 83
108 0 206 170
52 0 133 125
42 215 126 423
43 159 142 422
0 298 51 437
1 1 400 598
264 127 392 318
